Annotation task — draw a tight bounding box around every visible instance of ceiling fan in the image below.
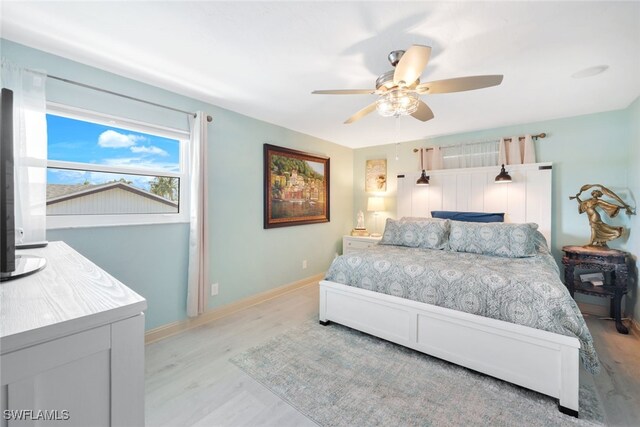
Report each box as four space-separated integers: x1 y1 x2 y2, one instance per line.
312 45 503 124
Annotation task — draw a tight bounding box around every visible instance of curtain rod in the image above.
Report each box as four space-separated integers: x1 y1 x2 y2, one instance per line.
412 133 546 153
43 73 213 122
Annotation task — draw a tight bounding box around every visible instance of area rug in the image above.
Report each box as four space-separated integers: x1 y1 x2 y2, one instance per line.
231 320 605 427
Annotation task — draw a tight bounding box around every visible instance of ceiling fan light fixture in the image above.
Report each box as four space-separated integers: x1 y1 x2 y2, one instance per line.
376 89 419 117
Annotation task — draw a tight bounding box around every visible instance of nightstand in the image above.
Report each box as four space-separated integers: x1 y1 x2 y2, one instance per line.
562 245 630 334
342 235 382 254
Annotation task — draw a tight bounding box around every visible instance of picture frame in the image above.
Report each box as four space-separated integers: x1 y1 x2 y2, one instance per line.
264 144 330 228
365 159 387 192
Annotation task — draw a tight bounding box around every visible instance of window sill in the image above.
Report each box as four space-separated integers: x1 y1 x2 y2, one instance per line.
46 214 189 230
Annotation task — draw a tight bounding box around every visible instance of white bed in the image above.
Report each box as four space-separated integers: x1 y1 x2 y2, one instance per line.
319 162 582 417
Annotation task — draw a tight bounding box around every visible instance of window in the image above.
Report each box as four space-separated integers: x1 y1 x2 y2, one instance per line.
46 104 190 228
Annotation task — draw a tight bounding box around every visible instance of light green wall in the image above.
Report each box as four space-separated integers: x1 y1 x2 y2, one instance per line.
624 97 639 321
354 106 637 313
48 224 190 328
2 39 353 330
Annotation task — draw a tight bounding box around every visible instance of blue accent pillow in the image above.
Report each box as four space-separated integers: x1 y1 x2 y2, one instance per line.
431 211 504 223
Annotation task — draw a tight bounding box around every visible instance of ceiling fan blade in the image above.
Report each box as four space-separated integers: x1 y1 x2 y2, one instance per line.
344 102 377 124
393 45 431 87
312 89 377 95
411 101 434 122
417 75 503 94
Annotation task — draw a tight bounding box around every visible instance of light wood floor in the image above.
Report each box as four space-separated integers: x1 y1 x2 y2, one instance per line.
582 314 640 426
145 283 640 427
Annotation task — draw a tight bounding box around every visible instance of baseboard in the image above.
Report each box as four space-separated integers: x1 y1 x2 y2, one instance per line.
577 302 609 317
579 302 639 334
145 273 323 344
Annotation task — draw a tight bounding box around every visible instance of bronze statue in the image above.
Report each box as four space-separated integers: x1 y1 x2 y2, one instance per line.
570 184 635 247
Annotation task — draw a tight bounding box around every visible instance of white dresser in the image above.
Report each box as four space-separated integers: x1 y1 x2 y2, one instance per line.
0 242 147 427
342 235 382 254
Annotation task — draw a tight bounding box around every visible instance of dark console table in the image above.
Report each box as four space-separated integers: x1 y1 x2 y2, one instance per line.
562 245 630 334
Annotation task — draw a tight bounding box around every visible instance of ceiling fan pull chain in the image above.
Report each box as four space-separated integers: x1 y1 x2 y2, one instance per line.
395 116 400 160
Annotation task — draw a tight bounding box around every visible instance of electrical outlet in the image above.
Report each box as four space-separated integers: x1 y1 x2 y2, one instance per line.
302 260 308 269
211 283 219 296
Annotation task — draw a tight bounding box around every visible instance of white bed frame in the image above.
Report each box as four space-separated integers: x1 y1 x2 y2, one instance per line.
320 162 582 417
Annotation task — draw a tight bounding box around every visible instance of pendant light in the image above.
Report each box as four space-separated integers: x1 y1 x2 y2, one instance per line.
495 164 512 183
416 148 430 185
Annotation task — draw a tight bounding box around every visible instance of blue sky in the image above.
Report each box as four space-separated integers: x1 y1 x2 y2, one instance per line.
47 114 180 189
308 161 324 176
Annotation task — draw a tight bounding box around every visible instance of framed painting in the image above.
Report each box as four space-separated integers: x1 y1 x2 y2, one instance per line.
264 144 330 228
365 159 387 192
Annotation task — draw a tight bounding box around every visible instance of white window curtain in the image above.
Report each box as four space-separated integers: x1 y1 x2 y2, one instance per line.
422 146 444 171
522 134 536 163
440 140 499 169
431 146 443 170
499 134 537 165
507 135 521 165
498 138 507 165
186 112 209 317
418 147 428 171
0 59 47 245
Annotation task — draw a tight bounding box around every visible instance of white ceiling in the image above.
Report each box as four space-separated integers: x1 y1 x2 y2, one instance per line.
1 1 639 149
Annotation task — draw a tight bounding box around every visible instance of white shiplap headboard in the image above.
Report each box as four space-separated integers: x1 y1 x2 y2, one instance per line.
397 162 553 244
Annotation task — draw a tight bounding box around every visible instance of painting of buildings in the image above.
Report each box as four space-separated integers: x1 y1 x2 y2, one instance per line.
264 144 330 228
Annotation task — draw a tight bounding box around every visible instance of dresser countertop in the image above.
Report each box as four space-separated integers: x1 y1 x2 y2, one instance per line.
0 241 147 354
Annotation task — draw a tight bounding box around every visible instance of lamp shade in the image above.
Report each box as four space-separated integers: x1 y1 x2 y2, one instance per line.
495 164 512 183
367 197 385 212
416 170 430 186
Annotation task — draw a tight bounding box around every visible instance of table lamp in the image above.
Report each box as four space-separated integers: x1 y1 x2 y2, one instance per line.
367 197 385 237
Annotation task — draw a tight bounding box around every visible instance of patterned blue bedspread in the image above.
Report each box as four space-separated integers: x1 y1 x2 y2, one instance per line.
325 244 600 374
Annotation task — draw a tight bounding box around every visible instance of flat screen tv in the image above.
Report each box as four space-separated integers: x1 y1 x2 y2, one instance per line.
1 88 46 282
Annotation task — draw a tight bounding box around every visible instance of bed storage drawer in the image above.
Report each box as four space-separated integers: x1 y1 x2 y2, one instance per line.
324 287 413 345
319 280 581 415
415 312 562 397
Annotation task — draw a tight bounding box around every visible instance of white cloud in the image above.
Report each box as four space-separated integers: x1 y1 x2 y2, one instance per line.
130 145 168 156
98 130 146 148
102 157 180 173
